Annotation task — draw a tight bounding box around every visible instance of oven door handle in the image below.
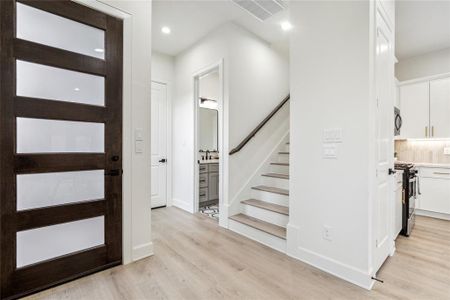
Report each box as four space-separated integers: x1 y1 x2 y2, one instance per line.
417 174 421 196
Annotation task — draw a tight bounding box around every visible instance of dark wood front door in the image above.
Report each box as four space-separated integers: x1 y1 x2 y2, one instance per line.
0 1 123 298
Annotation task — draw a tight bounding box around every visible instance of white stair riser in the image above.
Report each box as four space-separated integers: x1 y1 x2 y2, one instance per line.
285 144 290 152
270 165 289 175
228 219 286 253
278 154 289 163
261 176 289 190
251 189 289 206
242 204 288 227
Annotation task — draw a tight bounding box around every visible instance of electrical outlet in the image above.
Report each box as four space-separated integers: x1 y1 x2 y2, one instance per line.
444 147 450 155
323 225 333 241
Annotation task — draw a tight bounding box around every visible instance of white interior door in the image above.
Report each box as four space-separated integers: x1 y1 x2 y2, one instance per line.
373 12 394 273
151 82 168 208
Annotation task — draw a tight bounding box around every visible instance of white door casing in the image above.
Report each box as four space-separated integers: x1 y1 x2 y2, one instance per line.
373 10 395 273
151 82 168 208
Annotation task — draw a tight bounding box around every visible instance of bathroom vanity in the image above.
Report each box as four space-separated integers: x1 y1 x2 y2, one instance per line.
199 162 219 205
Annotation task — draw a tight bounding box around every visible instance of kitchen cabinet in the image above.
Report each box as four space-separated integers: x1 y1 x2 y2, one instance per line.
400 82 429 138
400 76 450 139
417 167 450 217
430 77 450 138
394 172 403 239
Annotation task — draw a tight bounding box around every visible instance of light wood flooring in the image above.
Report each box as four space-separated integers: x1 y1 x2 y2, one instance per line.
25 207 450 299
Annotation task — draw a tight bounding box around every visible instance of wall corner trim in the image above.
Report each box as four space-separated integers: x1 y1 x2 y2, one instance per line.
172 198 195 213
132 242 154 262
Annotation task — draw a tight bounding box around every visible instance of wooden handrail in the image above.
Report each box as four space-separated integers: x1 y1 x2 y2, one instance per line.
229 94 290 155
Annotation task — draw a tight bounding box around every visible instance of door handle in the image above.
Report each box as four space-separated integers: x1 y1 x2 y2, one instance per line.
159 158 167 163
388 168 396 175
105 169 122 176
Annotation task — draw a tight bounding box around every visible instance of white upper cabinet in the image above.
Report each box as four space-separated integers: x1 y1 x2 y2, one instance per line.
430 77 450 138
400 76 450 139
400 81 429 138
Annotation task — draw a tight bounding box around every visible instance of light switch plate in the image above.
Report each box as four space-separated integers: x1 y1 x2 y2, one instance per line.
135 140 144 153
323 128 343 143
444 147 450 155
135 128 144 141
323 144 338 159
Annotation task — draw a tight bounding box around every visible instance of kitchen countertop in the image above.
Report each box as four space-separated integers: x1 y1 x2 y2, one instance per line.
199 160 219 164
396 161 450 169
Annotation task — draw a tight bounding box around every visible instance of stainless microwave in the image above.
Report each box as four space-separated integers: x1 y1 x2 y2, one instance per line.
394 107 402 136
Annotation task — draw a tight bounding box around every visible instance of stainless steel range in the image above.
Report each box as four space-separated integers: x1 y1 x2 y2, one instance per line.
394 162 418 236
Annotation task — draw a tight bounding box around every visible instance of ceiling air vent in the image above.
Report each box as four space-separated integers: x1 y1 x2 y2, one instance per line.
232 0 285 21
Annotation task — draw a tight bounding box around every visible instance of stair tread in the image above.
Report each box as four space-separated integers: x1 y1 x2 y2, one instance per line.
278 151 289 154
241 199 289 215
252 185 289 196
261 173 289 179
270 162 289 166
229 213 286 239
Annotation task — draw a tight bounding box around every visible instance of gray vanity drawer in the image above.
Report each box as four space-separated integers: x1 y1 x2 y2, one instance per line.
208 163 219 173
199 164 208 174
199 173 208 188
199 188 208 202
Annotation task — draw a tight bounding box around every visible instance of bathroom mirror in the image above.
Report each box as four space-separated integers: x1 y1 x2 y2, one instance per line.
199 107 218 151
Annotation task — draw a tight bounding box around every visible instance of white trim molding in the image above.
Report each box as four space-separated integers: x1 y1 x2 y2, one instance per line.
287 224 374 290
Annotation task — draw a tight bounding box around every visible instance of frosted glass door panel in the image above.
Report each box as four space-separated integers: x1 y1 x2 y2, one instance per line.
17 216 104 267
16 3 105 59
17 118 104 153
17 170 105 211
16 60 105 106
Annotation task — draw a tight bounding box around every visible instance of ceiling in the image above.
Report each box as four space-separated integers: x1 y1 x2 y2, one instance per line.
152 0 290 56
396 0 450 60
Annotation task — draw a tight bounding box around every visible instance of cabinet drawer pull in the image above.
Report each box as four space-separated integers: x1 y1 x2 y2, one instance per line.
434 172 450 175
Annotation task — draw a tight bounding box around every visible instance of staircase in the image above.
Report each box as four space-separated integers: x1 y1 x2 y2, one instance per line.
228 142 289 252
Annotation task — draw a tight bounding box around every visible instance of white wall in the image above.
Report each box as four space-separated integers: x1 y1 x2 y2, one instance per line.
83 0 153 263
199 71 219 101
152 51 174 84
172 23 289 217
288 0 374 289
396 47 450 81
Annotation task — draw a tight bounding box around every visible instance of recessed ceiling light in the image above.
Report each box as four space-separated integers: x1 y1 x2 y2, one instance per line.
94 48 104 53
281 21 292 31
161 26 171 34
74 87 80 92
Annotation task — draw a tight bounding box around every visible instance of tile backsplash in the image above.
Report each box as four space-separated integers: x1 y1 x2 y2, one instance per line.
395 139 450 164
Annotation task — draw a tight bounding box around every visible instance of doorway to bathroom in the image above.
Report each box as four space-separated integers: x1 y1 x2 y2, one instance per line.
193 62 224 222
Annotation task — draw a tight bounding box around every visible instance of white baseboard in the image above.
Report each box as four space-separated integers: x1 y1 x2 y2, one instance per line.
288 246 374 290
172 198 194 213
132 242 154 262
416 209 450 221
286 225 373 290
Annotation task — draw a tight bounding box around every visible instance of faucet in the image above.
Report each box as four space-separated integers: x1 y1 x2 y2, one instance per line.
205 150 210 160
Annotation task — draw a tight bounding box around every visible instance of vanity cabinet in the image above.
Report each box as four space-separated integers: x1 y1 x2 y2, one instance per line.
400 76 450 139
417 167 450 218
199 163 219 204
